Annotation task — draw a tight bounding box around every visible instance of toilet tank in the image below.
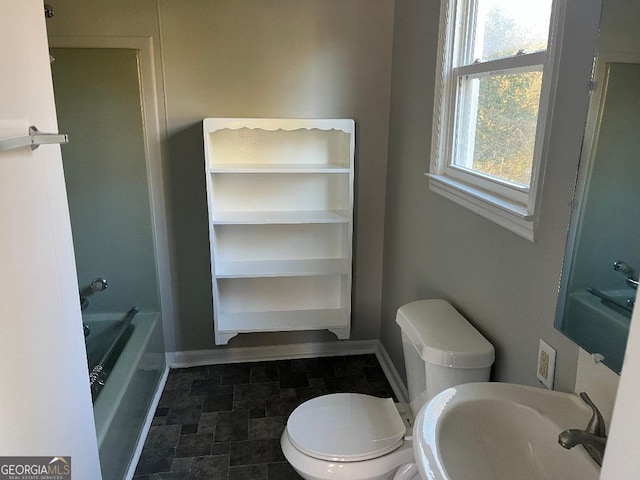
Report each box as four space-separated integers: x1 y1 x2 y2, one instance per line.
396 300 495 414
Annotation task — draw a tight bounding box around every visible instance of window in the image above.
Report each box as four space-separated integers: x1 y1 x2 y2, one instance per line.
428 0 562 240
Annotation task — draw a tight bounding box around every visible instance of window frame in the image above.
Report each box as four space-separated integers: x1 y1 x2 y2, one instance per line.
427 0 566 241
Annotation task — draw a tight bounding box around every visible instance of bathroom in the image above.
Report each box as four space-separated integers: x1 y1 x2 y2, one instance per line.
1 0 639 478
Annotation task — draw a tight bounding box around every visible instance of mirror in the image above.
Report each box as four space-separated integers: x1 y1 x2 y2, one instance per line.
555 0 640 373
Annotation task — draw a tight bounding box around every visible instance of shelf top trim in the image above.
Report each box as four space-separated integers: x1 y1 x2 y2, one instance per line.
203 118 355 134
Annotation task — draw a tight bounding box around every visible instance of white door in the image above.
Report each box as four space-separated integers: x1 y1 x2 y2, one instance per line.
0 1 101 477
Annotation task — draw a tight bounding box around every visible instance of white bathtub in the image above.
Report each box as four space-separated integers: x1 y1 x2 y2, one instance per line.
563 291 631 371
83 311 165 480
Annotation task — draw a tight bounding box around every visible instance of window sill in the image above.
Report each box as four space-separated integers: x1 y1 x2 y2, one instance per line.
425 173 536 242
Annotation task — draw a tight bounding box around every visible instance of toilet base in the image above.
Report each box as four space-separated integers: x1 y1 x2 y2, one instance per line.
281 430 415 480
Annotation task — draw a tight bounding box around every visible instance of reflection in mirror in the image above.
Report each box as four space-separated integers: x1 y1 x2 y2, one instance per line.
556 56 640 373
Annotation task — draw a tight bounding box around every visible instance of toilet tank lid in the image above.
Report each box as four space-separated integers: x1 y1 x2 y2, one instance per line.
396 300 495 368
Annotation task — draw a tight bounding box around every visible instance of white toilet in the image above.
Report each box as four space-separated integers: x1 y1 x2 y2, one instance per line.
281 299 495 480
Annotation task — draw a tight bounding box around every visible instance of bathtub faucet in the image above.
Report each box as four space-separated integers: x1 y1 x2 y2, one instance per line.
80 278 108 338
83 277 108 295
613 260 638 290
80 277 108 311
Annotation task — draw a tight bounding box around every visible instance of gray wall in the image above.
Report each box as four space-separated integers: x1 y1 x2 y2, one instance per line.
600 0 640 53
47 0 395 351
52 48 161 314
381 0 602 391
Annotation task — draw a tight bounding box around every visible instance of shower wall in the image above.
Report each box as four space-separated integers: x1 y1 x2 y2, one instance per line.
51 48 160 314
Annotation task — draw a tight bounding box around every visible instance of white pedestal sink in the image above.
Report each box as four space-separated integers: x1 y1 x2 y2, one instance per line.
413 383 601 480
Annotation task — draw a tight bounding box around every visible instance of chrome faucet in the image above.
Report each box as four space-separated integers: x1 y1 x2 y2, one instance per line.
613 260 638 290
79 277 108 337
80 277 108 310
558 392 607 466
613 260 633 276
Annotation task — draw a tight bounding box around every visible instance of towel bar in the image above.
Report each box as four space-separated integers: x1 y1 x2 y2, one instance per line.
0 125 68 152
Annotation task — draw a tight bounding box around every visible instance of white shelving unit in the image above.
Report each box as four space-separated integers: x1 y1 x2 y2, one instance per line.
203 118 355 345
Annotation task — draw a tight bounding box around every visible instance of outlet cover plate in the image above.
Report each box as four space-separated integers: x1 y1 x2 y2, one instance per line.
537 339 556 389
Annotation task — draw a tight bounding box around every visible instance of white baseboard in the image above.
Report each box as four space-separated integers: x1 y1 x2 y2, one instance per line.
374 342 409 404
125 365 169 480
166 340 379 367
165 339 409 403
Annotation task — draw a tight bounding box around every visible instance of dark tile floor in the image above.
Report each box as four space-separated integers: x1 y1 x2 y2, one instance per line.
133 354 396 480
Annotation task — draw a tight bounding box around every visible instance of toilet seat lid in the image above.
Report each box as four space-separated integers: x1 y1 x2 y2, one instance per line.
286 393 406 462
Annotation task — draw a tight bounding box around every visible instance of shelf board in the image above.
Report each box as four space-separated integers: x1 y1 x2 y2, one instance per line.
217 308 349 333
215 258 350 278
211 210 350 225
209 163 350 174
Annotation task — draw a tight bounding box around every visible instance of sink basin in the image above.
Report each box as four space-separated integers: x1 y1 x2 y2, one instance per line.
413 382 601 480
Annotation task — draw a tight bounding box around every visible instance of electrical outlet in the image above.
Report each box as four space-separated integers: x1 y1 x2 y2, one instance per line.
539 350 549 378
537 339 556 389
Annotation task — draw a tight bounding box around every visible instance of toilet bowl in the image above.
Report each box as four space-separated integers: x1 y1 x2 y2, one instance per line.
281 300 495 480
281 393 414 480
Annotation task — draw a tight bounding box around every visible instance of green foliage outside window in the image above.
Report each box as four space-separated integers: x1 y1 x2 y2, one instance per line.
469 6 546 187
